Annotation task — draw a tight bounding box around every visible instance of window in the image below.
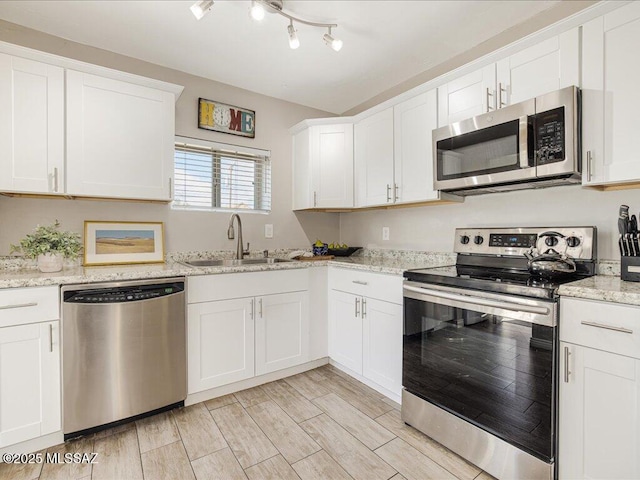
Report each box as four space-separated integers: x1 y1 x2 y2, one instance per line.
173 137 271 212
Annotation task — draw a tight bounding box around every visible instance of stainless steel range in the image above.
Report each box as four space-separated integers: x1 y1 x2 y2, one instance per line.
401 226 597 480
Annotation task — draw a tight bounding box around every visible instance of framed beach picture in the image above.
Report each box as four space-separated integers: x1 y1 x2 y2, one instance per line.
84 221 165 266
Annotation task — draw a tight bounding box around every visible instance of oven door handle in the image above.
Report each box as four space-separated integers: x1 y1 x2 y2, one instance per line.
403 284 551 316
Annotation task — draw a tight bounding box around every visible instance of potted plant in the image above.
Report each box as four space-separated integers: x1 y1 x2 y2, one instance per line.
11 221 82 273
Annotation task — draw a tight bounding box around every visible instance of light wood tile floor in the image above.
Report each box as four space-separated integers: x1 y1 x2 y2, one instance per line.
0 365 496 480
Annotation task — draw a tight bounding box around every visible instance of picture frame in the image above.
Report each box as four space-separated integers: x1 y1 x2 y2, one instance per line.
198 97 256 138
83 221 165 266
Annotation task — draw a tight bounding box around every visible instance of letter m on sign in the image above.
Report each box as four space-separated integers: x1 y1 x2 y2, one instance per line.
229 109 242 132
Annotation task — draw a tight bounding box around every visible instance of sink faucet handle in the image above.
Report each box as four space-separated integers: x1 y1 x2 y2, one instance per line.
244 242 250 255
263 249 269 258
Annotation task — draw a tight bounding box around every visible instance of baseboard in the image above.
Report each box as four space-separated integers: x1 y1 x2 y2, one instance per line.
0 431 64 457
185 357 329 406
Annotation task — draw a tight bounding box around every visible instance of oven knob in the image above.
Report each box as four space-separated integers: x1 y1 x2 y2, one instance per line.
474 235 484 245
460 235 470 245
545 236 559 247
566 236 581 248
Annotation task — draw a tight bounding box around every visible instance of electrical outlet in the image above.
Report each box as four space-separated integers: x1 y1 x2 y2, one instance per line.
382 226 390 241
265 224 273 239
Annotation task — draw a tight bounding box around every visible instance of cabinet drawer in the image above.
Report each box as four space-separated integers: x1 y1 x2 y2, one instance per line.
329 267 402 305
560 297 640 359
188 269 309 304
0 286 59 328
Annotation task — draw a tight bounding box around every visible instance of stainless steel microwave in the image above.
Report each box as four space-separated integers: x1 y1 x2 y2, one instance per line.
433 86 580 195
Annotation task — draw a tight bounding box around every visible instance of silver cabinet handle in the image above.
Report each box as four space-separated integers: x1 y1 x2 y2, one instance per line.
486 88 494 112
362 298 367 318
49 324 53 353
53 167 59 193
0 302 37 310
581 321 633 334
250 299 254 319
313 191 317 207
352 280 368 285
169 177 173 198
259 298 263 318
586 151 593 182
498 82 507 108
564 346 571 383
386 184 391 202
355 297 360 317
394 183 398 202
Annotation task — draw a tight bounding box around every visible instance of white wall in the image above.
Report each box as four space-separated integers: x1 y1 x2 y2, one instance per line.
340 185 640 261
0 20 340 256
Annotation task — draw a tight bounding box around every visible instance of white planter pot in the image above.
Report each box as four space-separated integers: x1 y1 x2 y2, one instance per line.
37 253 64 273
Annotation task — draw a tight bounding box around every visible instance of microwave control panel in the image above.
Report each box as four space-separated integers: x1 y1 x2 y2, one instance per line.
535 107 565 164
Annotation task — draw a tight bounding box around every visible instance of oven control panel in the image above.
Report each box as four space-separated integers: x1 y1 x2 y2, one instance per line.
454 227 596 260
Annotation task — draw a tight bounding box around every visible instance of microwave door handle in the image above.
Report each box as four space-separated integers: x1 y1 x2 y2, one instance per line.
519 115 529 169
403 285 550 316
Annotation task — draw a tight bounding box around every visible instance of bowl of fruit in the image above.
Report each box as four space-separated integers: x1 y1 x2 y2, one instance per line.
328 243 362 257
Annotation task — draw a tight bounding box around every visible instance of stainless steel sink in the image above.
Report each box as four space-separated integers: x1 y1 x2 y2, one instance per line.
181 258 293 267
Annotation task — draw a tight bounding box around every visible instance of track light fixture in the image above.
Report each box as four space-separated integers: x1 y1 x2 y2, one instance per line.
287 21 300 50
191 0 341 51
323 26 343 52
190 0 213 20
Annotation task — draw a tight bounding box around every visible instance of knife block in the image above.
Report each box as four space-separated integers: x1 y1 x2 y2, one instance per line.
621 256 640 281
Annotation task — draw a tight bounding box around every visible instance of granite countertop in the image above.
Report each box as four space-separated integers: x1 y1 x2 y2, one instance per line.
0 251 456 289
559 275 640 307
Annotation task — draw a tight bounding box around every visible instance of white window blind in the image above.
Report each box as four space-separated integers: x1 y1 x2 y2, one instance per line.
173 138 271 212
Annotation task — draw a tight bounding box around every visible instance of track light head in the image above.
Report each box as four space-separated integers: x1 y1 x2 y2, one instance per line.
287 21 300 49
249 1 265 21
323 27 342 52
190 0 213 20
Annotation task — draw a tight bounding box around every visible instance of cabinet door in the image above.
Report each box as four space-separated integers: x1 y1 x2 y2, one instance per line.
355 108 394 207
582 3 640 185
311 124 354 208
255 291 309 375
188 298 255 393
328 290 362 374
437 64 496 126
0 321 60 447
559 342 640 479
0 55 64 194
66 70 175 200
393 90 439 203
362 298 402 396
292 128 312 210
496 28 579 106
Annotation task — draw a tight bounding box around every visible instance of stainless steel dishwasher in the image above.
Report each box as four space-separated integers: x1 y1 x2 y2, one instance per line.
61 278 186 439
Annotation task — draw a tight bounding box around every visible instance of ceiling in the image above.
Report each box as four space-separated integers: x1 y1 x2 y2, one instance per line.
0 1 562 114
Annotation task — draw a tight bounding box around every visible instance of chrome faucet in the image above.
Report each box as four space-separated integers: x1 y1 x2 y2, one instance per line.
227 214 249 259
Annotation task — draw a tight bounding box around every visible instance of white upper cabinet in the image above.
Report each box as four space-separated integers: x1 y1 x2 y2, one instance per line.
355 107 395 207
496 28 580 106
66 70 175 200
582 2 640 186
292 121 353 210
393 90 439 203
438 65 496 126
0 55 64 194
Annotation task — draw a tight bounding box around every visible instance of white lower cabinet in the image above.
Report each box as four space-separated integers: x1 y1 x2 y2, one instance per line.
188 298 255 393
362 298 403 395
328 268 403 397
187 271 310 394
0 320 60 448
559 297 640 479
255 292 309 376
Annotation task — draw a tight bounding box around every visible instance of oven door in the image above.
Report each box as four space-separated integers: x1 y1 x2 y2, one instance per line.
402 281 557 462
433 99 535 192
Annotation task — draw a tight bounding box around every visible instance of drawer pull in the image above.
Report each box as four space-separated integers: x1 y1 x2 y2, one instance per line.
0 302 38 311
581 321 633 335
49 324 53 353
352 280 368 286
564 346 571 383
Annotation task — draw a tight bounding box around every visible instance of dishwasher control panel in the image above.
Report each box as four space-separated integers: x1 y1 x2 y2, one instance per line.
64 281 184 304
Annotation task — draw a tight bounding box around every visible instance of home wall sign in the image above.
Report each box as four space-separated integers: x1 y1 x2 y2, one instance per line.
198 98 255 138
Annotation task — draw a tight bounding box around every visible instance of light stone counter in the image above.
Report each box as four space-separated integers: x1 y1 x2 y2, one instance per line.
0 250 456 289
559 275 640 307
